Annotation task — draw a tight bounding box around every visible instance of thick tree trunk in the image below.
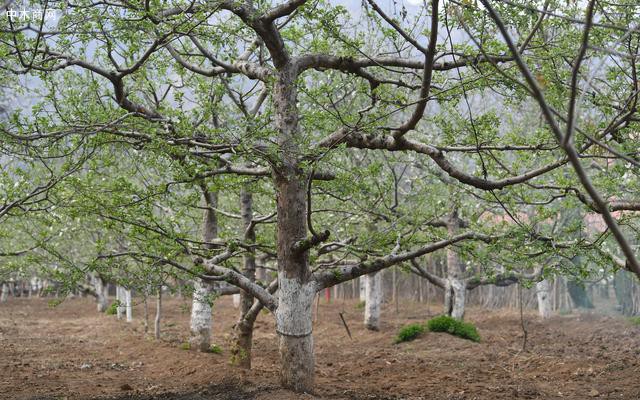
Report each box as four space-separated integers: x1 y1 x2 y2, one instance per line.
189 279 213 351
232 187 256 368
277 277 315 393
450 279 467 320
92 275 109 312
536 279 552 319
189 188 218 352
364 271 382 330
446 210 467 320
273 67 315 393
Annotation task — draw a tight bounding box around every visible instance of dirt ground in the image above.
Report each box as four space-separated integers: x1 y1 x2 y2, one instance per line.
1 296 639 400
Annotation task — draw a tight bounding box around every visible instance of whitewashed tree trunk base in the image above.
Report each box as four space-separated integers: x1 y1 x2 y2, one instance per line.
125 289 133 322
232 293 240 308
0 283 8 303
116 286 124 320
189 280 213 352
364 272 382 330
536 279 552 319
451 279 466 320
276 277 315 392
93 275 108 313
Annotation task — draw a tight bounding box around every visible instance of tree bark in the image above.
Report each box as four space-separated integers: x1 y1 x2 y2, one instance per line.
116 285 124 320
536 279 552 319
359 276 366 302
446 210 466 320
0 283 8 303
364 271 382 330
273 66 315 393
232 187 257 368
125 288 133 322
189 188 218 352
190 279 213 351
92 274 109 312
154 286 162 340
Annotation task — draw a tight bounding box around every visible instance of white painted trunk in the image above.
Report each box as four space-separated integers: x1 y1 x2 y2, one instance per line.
364 272 382 331
0 283 8 302
276 276 315 393
359 276 366 302
232 293 240 308
450 279 466 320
116 286 124 320
92 275 108 312
536 279 552 319
125 289 133 322
189 279 213 352
154 287 162 340
443 279 453 314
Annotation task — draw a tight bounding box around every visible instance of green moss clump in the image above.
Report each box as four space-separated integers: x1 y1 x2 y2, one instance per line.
427 315 480 342
355 300 366 310
209 344 223 354
105 301 119 315
394 323 426 344
179 342 191 350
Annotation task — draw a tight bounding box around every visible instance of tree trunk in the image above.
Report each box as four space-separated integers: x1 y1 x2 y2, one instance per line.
359 276 366 302
154 286 162 340
125 289 133 322
536 279 552 319
450 279 467 320
273 67 315 393
92 275 109 312
0 283 8 303
143 292 149 333
190 279 213 352
392 267 399 314
232 187 257 368
446 210 466 320
189 187 218 352
116 285 124 320
232 293 240 308
364 271 382 330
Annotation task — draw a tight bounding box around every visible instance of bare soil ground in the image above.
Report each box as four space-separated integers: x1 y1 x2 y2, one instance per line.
1 296 639 400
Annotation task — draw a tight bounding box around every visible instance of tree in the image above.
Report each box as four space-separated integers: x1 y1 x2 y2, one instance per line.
2 0 640 393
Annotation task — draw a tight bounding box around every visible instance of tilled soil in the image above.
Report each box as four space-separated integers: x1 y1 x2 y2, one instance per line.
1 296 639 400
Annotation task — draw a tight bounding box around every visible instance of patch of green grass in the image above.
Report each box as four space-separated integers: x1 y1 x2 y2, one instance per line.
628 316 640 326
179 342 191 350
355 300 365 310
47 299 63 308
394 323 426 344
209 344 223 354
105 301 119 315
427 315 480 343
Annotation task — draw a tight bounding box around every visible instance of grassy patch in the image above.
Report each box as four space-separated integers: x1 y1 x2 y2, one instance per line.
179 342 191 350
355 300 366 310
209 344 223 354
394 323 426 344
105 301 119 315
427 315 480 342
47 299 63 308
628 316 640 326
